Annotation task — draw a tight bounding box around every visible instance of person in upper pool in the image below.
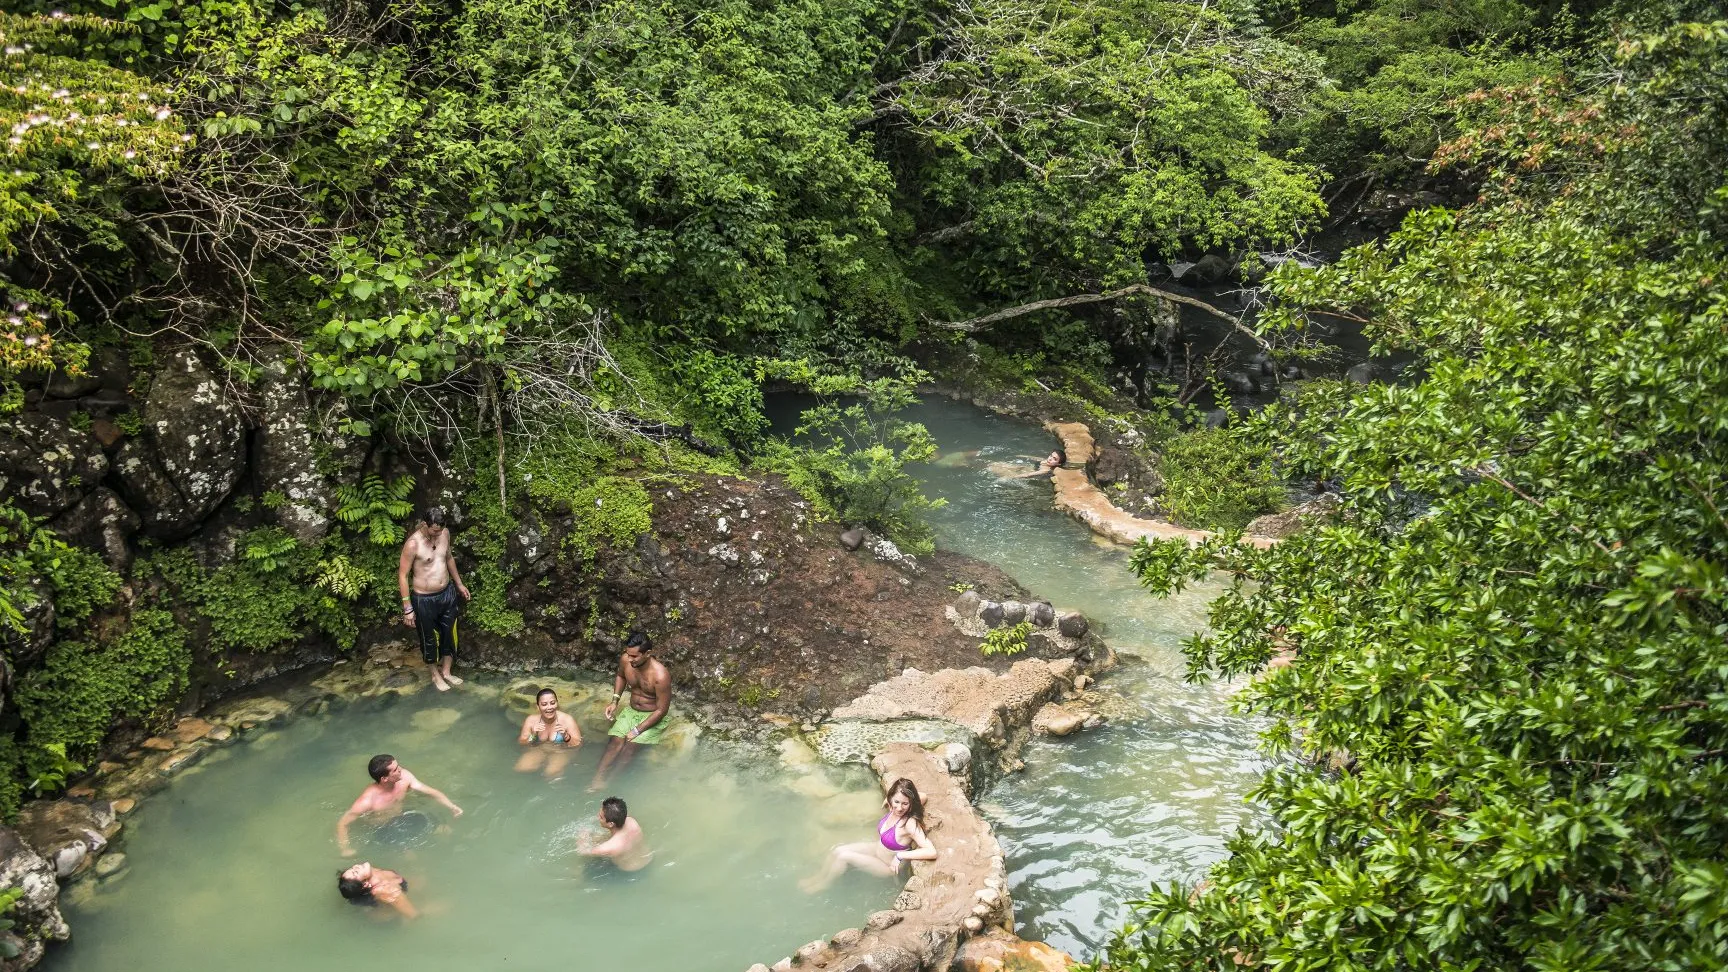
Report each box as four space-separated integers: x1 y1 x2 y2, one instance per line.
799 777 937 893
337 754 463 857
577 796 652 872
517 687 583 779
337 861 418 919
1014 447 1067 478
589 630 672 791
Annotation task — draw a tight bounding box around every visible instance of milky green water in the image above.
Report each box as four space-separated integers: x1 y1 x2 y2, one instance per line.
906 396 1269 959
48 686 891 971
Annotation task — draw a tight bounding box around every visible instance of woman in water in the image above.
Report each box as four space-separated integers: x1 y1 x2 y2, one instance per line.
800 777 938 893
337 861 418 919
989 448 1067 480
517 687 583 779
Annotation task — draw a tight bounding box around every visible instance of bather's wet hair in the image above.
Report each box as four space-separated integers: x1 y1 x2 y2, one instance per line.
885 778 925 825
601 797 628 829
536 688 558 702
1050 448 1067 467
337 874 374 904
420 506 447 527
624 630 652 652
368 754 397 782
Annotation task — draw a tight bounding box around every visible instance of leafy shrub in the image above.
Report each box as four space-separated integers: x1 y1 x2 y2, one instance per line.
1156 427 1285 531
758 376 944 555
12 608 190 771
0 505 121 632
981 621 1031 657
561 477 654 563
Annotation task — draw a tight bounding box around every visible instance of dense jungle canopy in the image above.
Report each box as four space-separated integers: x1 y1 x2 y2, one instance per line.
5 0 1728 969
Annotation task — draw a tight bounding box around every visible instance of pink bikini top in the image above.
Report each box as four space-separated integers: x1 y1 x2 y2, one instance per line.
878 814 911 852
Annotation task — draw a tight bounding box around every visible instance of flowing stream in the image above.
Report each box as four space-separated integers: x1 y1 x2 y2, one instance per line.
906 396 1268 959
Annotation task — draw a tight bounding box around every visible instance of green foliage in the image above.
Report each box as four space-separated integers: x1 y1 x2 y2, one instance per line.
1156 426 1285 531
0 504 120 632
1105 22 1728 972
561 478 655 564
12 608 189 777
153 530 361 654
980 621 1031 657
334 475 416 547
456 450 524 636
241 527 299 573
758 373 944 555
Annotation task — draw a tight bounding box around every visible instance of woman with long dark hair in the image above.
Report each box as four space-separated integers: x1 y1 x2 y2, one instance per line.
800 777 938 893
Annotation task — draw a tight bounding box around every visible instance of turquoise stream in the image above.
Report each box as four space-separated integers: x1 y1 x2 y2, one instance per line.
906 396 1268 959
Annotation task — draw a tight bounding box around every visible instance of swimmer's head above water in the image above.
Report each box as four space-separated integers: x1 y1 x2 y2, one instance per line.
338 862 375 902
368 754 401 783
884 777 925 824
536 688 559 717
600 797 628 831
1046 448 1067 469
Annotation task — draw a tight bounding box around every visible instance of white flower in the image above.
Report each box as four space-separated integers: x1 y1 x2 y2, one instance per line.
154 108 171 121
122 149 136 159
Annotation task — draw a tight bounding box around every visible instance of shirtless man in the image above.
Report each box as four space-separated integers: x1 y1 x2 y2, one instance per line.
398 507 471 691
516 687 583 779
337 754 463 857
578 796 651 872
589 631 671 791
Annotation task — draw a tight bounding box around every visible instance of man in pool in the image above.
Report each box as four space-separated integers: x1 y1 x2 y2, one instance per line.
588 631 671 791
517 687 583 779
399 506 471 692
577 796 651 872
337 754 464 857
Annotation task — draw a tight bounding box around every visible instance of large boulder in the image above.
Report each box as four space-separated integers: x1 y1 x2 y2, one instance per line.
112 350 247 539
1245 492 1342 540
15 800 117 881
0 413 106 518
954 930 1073 972
0 826 68 970
47 487 139 572
254 347 334 542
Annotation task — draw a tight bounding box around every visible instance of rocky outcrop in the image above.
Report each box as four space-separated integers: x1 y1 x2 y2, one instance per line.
831 661 1077 756
47 487 139 572
0 413 106 519
113 349 247 540
1043 420 1276 549
14 800 118 881
254 347 334 543
0 827 68 970
953 929 1074 972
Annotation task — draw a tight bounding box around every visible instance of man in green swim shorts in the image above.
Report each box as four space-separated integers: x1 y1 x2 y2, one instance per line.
589 631 671 791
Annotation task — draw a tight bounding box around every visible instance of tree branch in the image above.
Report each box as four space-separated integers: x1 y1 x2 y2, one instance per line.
927 283 1268 350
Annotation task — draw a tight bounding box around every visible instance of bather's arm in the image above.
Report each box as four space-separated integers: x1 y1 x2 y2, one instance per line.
406 770 464 818
893 821 939 868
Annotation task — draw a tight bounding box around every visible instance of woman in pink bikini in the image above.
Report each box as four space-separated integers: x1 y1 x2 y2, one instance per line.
800 778 938 893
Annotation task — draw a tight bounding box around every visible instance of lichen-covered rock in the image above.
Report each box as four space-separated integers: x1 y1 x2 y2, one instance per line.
254 346 334 543
0 825 69 970
0 412 106 518
113 350 247 539
47 487 139 572
1055 612 1088 639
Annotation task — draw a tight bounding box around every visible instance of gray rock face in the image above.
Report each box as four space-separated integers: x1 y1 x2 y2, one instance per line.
1027 602 1055 627
254 347 333 543
0 412 107 518
4 576 55 673
978 601 1004 628
1056 612 1089 639
0 825 69 968
1245 492 1342 540
47 487 139 572
113 350 247 539
839 527 866 551
952 590 982 619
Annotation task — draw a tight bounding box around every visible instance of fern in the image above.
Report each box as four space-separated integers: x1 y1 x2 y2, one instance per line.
315 554 372 600
242 529 300 573
335 475 416 546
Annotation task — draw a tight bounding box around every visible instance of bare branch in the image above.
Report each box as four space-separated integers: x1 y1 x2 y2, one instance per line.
927 283 1269 350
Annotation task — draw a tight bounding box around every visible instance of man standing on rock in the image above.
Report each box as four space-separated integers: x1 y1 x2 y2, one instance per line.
589 631 671 791
399 506 470 692
337 754 463 857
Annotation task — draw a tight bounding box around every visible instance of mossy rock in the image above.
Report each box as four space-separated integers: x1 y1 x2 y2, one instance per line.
500 677 603 718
